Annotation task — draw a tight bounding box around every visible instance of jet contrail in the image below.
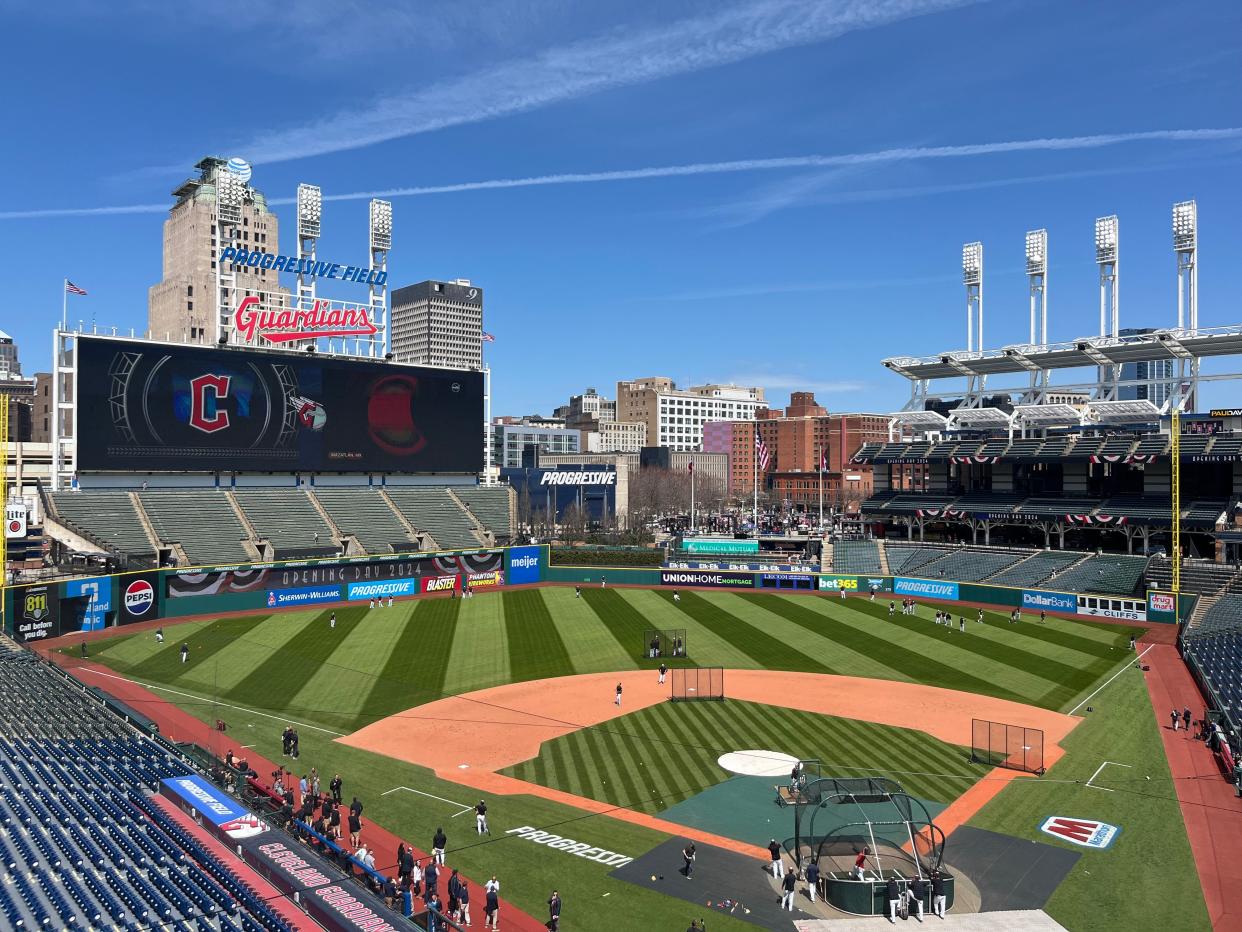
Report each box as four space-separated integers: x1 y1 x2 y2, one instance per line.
2 127 1238 221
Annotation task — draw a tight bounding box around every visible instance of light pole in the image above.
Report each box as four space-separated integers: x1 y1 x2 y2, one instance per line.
214 166 246 345
1173 200 1198 409
1025 229 1048 345
368 199 392 358
295 183 321 351
1094 216 1119 339
962 242 983 352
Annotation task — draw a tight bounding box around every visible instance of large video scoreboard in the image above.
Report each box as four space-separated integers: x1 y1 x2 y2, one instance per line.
75 336 483 474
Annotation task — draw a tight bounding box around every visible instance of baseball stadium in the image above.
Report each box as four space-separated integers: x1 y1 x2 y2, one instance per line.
2 166 1241 932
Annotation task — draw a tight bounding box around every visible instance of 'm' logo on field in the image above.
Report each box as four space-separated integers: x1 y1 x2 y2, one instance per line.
125 579 155 616
1039 816 1120 849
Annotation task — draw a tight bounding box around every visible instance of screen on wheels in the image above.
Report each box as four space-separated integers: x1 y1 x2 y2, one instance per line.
75 337 483 473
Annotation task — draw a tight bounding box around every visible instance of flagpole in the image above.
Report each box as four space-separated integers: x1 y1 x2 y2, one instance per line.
689 461 696 534
818 455 824 531
753 428 759 531
62 278 67 330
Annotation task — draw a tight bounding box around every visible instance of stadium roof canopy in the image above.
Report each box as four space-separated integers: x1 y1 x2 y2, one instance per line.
888 410 949 430
1087 400 1163 424
881 325 1242 381
1012 403 1084 427
949 407 1012 428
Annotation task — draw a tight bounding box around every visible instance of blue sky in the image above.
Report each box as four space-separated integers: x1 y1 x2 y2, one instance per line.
2 0 1241 415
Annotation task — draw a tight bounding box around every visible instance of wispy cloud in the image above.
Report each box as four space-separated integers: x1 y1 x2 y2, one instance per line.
4 127 1239 221
227 0 972 165
731 374 869 395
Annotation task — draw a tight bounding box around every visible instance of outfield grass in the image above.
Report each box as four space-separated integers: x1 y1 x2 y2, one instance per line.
502 699 979 813
968 662 1210 931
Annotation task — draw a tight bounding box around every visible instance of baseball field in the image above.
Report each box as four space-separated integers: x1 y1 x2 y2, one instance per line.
68 585 1210 931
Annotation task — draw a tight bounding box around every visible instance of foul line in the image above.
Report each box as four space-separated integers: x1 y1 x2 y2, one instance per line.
381 785 474 817
1069 644 1154 715
1086 760 1132 792
75 667 346 737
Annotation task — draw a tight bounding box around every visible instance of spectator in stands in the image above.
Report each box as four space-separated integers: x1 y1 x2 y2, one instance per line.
362 848 376 873
426 893 444 932
383 875 397 909
225 748 235 768
432 826 447 865
326 803 339 840
401 875 414 917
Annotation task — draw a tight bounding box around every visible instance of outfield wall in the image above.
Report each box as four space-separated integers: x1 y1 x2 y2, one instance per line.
2 545 552 642
7 545 1194 640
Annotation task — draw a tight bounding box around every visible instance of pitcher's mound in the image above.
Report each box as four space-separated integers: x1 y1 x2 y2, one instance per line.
717 749 799 776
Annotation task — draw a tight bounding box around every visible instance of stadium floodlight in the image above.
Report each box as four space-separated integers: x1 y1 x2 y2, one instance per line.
1172 200 1197 252
962 242 983 285
215 169 245 226
1025 229 1047 275
1094 215 1118 264
370 199 392 251
297 184 322 238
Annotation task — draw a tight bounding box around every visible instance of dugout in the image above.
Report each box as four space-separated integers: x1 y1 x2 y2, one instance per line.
641 627 687 660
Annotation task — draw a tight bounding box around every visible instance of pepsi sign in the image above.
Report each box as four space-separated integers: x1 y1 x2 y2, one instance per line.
125 579 155 616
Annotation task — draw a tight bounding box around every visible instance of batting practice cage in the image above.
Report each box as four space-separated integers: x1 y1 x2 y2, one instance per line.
669 667 724 702
971 719 1045 775
641 628 687 660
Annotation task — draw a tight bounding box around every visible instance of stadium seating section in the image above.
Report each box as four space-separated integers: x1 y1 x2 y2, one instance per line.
46 485 515 566
885 545 950 575
918 548 1025 582
49 491 156 562
1185 629 1242 723
386 488 485 550
984 550 1083 588
830 539 883 574
1191 595 1242 637
0 646 295 930
1046 554 1149 596
231 490 336 557
139 491 251 566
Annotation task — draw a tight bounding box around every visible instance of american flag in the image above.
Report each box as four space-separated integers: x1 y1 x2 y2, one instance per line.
65 281 88 296
820 449 827 472
482 331 496 343
688 459 694 474
755 429 770 471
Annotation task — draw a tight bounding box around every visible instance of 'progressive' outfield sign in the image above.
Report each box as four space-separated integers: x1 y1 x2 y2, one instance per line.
894 578 959 600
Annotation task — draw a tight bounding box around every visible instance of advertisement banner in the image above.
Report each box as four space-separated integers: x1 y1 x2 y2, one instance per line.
1076 596 1146 622
466 570 503 589
894 578 960 600
421 575 459 594
238 836 400 932
168 551 502 599
660 570 755 589
1146 590 1183 624
13 583 61 642
265 586 341 609
681 538 760 555
347 578 418 600
818 575 861 591
1021 589 1077 614
64 576 115 631
160 776 250 829
119 573 162 624
75 336 483 474
507 545 543 585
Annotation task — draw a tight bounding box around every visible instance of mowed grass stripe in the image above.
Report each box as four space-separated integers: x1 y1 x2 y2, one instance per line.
504 590 573 682
991 612 1132 657
838 600 1092 703
745 593 1029 704
700 591 912 682
441 594 509 697
542 589 637 673
670 591 834 673
362 598 461 720
128 615 272 680
228 607 369 712
618 589 761 669
579 589 695 667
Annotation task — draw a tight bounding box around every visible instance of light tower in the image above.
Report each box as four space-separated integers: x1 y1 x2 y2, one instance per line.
1094 216 1119 339
962 242 983 352
214 167 246 344
1025 229 1048 345
368 199 392 358
295 184 321 351
1173 200 1197 332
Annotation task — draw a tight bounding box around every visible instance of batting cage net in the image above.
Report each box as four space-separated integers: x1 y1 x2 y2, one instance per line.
641 628 687 660
669 666 724 702
971 718 1045 775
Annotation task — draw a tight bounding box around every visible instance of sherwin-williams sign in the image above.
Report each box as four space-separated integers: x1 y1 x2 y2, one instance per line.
894 578 960 600
682 538 760 555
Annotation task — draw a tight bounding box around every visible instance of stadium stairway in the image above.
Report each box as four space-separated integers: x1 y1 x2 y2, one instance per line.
1185 595 1220 635
444 488 492 546
50 652 548 932
820 540 833 572
878 542 891 575
223 491 260 541
376 488 433 549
